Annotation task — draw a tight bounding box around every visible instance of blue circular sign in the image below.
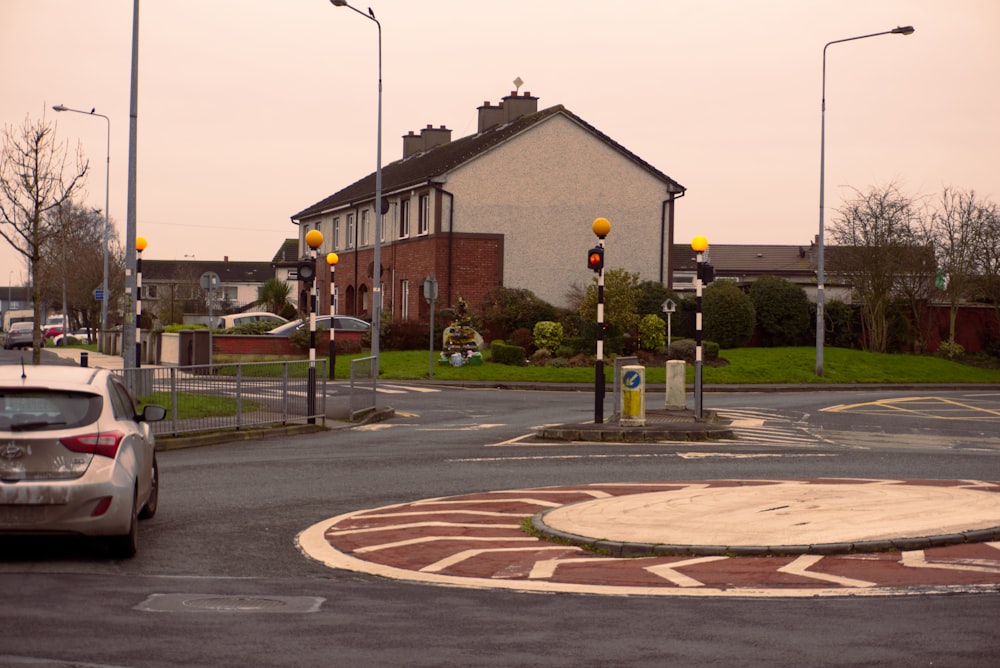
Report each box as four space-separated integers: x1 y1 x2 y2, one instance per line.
623 370 641 389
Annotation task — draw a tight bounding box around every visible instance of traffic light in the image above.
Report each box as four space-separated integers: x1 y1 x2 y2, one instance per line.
297 258 316 286
587 246 604 273
698 262 715 284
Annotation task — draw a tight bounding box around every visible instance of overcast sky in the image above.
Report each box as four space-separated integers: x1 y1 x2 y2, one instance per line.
2 0 998 285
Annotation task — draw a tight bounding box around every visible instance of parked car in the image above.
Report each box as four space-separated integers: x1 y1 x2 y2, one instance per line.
266 315 371 336
215 311 287 330
3 322 34 350
0 365 166 557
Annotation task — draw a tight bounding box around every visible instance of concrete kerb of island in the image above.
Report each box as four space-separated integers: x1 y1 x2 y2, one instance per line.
535 408 734 443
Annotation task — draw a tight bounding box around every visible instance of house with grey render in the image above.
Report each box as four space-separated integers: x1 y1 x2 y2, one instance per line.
291 90 685 321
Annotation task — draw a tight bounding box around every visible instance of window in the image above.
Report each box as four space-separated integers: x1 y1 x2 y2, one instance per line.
400 279 409 320
399 199 410 238
346 214 355 249
333 217 341 250
418 195 429 235
360 210 370 247
142 284 158 299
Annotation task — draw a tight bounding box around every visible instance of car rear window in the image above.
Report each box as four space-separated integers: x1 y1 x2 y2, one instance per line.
0 391 103 432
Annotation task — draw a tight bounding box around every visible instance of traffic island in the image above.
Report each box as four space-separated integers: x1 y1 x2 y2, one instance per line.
535 408 734 442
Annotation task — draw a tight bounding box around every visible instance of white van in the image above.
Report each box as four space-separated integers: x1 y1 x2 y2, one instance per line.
215 312 287 330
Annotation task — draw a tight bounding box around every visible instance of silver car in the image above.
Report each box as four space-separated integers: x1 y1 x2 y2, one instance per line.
3 321 34 350
0 365 166 557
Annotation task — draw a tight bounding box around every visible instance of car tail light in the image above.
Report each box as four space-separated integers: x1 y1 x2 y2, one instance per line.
60 431 125 459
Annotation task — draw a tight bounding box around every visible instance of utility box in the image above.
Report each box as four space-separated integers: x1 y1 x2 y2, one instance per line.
178 329 211 367
620 365 646 427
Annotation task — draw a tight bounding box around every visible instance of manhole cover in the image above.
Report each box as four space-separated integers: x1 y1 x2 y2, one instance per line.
137 593 325 614
182 596 288 611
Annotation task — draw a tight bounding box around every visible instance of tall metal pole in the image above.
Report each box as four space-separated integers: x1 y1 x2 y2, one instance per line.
330 0 382 394
51 106 110 349
816 25 914 377
124 0 140 368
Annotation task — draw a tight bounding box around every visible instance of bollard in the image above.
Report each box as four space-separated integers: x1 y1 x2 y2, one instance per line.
665 359 686 409
620 365 646 427
80 351 89 368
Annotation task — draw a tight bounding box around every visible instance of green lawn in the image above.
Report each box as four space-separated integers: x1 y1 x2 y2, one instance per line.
341 347 1000 385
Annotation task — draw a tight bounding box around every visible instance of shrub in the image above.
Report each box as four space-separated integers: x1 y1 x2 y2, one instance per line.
704 281 755 349
749 276 811 346
479 286 558 338
666 338 719 362
508 327 534 353
491 340 526 366
533 321 564 352
937 340 965 358
638 314 666 351
530 349 552 365
383 321 430 351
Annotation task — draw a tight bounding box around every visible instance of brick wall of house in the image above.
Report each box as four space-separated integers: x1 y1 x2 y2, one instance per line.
211 331 363 356
324 233 503 323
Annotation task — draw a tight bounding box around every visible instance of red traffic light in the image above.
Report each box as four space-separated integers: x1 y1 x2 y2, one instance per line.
587 246 604 273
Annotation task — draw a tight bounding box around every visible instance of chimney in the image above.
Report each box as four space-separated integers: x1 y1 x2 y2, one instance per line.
420 124 452 150
402 130 422 158
502 90 538 123
477 100 505 133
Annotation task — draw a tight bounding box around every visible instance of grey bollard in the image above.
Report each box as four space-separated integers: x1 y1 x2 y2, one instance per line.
665 359 686 409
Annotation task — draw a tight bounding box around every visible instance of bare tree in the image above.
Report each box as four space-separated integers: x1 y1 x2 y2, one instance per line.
933 187 990 356
36 203 124 336
0 115 88 363
828 183 923 353
970 197 1000 341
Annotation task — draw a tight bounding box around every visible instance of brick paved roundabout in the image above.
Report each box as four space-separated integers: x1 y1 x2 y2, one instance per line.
297 478 1000 598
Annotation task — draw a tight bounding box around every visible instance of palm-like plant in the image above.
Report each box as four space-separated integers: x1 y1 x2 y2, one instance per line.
257 278 292 317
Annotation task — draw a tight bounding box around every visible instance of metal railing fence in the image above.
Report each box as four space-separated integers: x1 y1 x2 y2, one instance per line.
116 360 327 436
349 355 377 420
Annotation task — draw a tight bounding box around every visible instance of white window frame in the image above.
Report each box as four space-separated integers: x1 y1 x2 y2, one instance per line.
399 199 410 239
346 213 355 249
418 194 429 235
360 210 370 247
400 279 409 320
333 217 341 250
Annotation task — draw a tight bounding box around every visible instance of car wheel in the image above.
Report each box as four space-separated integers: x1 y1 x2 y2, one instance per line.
108 487 138 559
139 455 159 520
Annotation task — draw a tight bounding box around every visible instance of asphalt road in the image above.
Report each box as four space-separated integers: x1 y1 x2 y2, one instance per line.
2 367 999 666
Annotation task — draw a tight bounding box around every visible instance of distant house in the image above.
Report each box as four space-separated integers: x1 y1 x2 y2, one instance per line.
670 242 852 304
141 258 276 324
291 90 686 321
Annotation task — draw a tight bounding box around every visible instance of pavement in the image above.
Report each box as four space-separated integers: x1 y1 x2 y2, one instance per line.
38 346 1000 596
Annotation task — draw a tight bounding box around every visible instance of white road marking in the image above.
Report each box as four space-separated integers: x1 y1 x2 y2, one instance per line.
645 556 730 587
422 546 573 574
778 554 876 588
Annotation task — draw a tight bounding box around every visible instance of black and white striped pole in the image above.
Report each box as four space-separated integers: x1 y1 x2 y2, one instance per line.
135 236 146 368
326 252 339 380
302 230 324 424
589 217 610 424
691 235 708 420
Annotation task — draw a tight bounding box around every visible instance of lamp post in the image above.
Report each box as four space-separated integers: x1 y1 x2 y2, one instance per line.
329 0 383 393
326 252 339 380
52 104 111 351
816 25 914 377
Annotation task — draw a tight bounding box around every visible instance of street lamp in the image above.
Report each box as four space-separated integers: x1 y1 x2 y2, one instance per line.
816 25 914 377
52 104 111 350
326 252 339 380
329 0 383 393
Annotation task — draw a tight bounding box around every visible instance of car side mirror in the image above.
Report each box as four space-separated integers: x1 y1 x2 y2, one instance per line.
140 404 167 423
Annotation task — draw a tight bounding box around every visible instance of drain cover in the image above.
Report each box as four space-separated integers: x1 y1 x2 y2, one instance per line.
137 594 325 614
